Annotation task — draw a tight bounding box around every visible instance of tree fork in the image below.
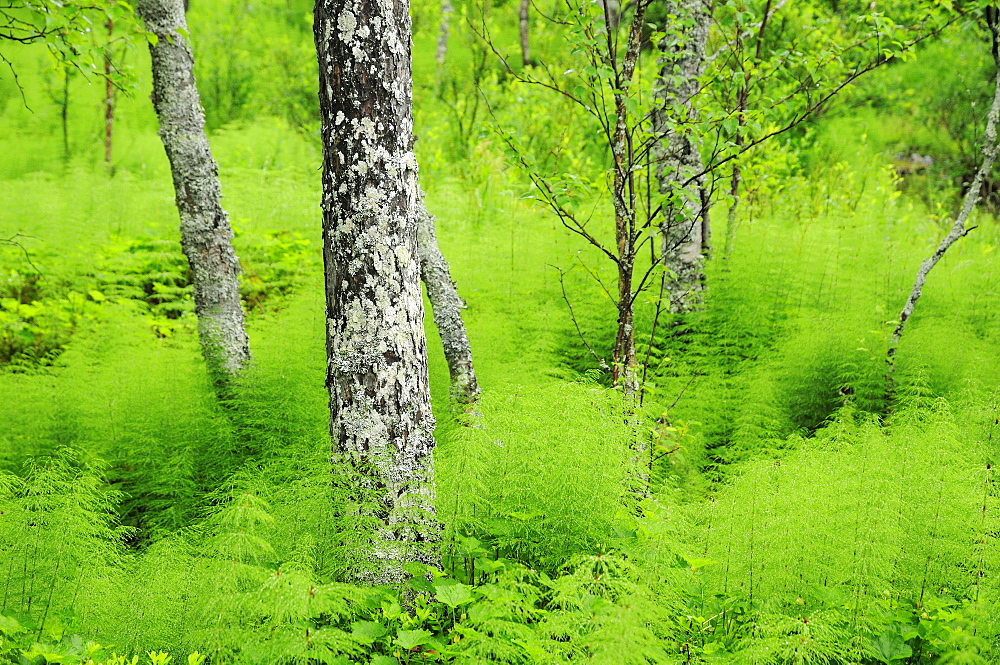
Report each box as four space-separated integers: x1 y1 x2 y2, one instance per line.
137 0 250 380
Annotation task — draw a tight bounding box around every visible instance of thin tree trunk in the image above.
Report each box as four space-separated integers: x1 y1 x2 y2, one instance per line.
61 69 69 164
519 0 530 67
653 0 711 314
602 0 620 31
723 161 741 259
137 0 250 379
104 18 115 173
608 0 648 397
436 0 452 67
315 0 439 583
417 191 481 404
886 15 1000 383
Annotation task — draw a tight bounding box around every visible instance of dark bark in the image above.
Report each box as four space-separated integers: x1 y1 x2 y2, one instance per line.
315 0 440 583
60 68 69 163
609 0 649 397
137 0 250 379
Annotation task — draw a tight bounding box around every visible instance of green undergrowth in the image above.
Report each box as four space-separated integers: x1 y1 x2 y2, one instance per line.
3 388 1000 663
3 112 1000 663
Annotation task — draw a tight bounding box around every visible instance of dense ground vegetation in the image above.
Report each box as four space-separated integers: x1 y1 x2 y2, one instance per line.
3 0 1000 663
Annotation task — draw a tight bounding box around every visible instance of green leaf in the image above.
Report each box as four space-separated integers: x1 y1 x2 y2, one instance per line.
370 656 399 665
873 630 912 663
682 555 717 571
350 620 387 644
434 582 475 608
408 575 434 594
0 614 27 635
402 561 429 577
394 629 432 650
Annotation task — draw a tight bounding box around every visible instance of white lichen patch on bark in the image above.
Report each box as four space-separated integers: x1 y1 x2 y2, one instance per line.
315 0 439 583
137 0 250 379
653 0 711 314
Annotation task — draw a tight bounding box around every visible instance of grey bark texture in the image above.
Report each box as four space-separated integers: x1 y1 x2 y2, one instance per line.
417 191 481 404
653 0 711 314
315 0 439 583
436 0 452 67
886 21 1000 377
137 0 250 378
519 0 530 67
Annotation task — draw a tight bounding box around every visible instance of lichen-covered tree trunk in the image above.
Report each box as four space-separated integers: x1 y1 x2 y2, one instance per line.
653 0 711 314
315 0 439 583
417 192 480 403
137 0 250 378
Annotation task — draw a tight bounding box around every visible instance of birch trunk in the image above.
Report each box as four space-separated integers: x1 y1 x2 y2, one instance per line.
417 192 480 403
436 0 452 67
315 0 440 582
519 0 530 67
653 0 711 313
137 0 250 378
886 21 1000 380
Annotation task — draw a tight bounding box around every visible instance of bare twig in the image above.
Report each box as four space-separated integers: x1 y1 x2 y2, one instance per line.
552 264 608 369
885 11 1000 388
1 234 42 275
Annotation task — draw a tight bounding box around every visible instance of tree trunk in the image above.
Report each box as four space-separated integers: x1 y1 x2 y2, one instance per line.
519 0 531 67
315 0 440 583
653 0 711 314
137 0 250 379
886 13 1000 386
61 68 69 164
103 18 114 173
417 191 481 404
602 0 620 32
436 0 452 67
723 161 741 259
610 105 637 397
608 0 648 397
